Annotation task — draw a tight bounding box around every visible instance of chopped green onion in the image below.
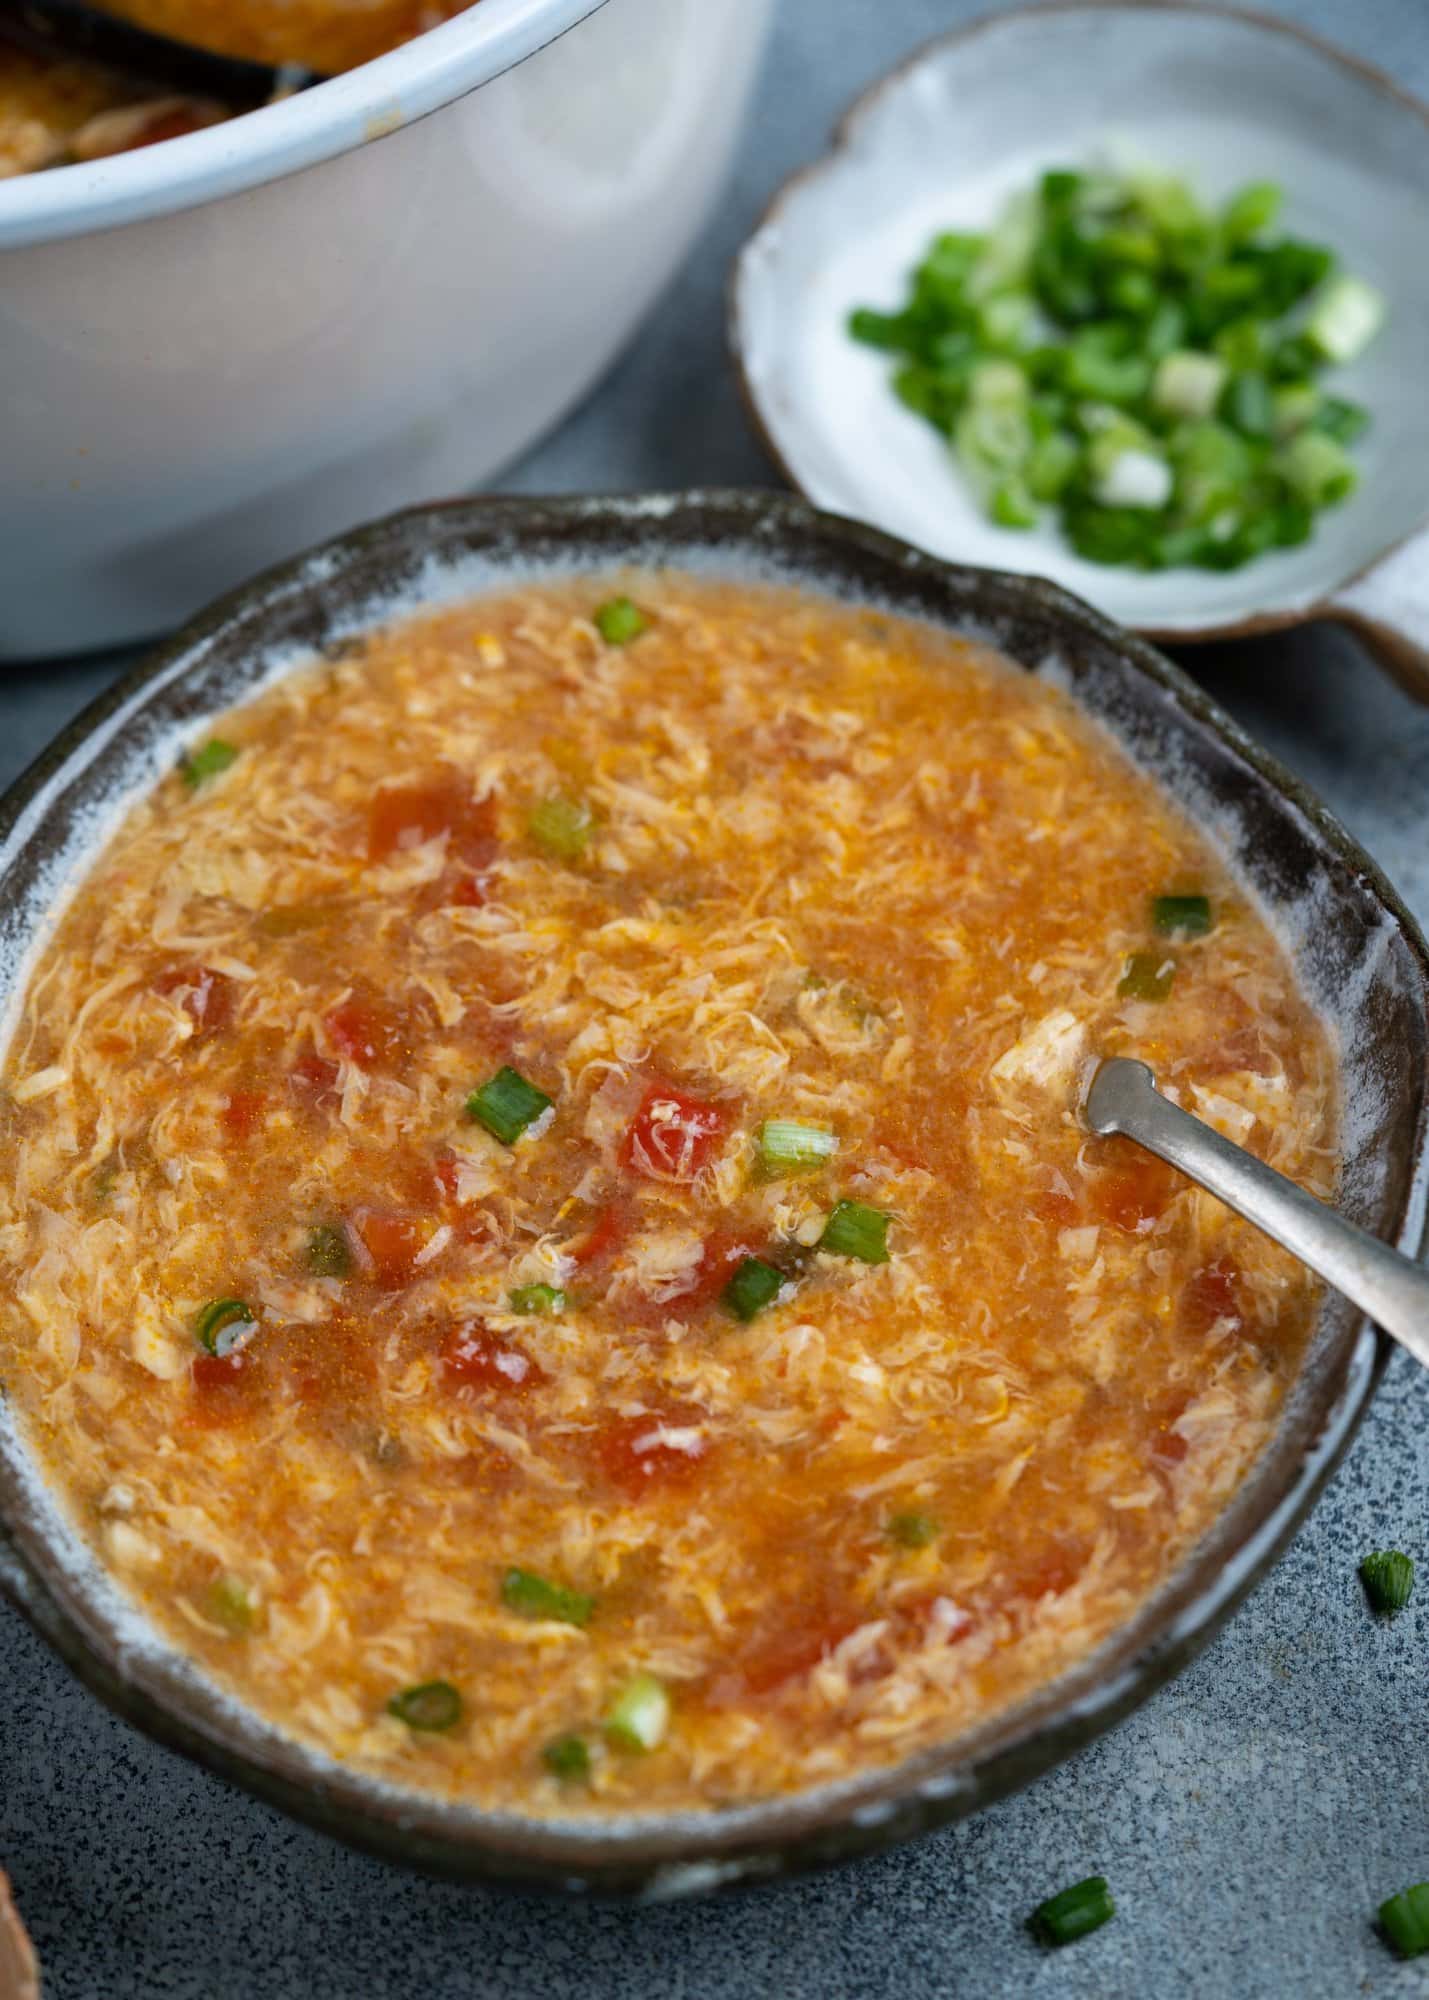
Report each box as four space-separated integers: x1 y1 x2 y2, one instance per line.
208 1573 257 1633
509 1283 566 1315
1152 893 1212 937
756 1119 839 1179
1360 1549 1414 1616
819 1199 892 1264
593 596 649 645
1119 951 1176 1001
888 1511 939 1550
1380 1883 1429 1960
542 1734 592 1783
1276 430 1357 508
1305 274 1385 362
604 1672 670 1752
849 164 1379 574
501 1567 595 1628
194 1297 255 1357
387 1680 462 1732
305 1223 351 1278
528 793 593 862
467 1066 553 1146
180 739 239 789
1029 1876 1116 1947
1151 350 1225 420
722 1256 786 1323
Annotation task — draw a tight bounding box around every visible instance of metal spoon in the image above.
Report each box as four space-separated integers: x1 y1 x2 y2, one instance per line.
6 0 325 104
1083 1056 1429 1370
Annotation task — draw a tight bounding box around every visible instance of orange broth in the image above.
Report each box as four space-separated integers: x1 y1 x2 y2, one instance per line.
0 577 1336 1811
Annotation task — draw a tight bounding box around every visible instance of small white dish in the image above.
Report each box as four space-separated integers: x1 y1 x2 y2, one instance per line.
731 1 1429 696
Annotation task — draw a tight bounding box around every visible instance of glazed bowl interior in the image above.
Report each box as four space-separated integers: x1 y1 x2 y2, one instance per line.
0 492 1425 1896
731 1 1429 638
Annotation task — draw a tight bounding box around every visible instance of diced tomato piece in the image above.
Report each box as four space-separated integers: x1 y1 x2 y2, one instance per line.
187 1348 258 1427
568 1200 629 1267
222 1089 265 1138
289 1051 340 1103
445 870 488 908
682 1233 760 1311
717 1604 863 1701
154 964 234 1038
1089 1141 1178 1233
1034 1189 1080 1227
367 771 498 866
323 993 414 1073
1008 1544 1085 1603
353 1209 433 1287
440 1323 544 1394
1182 1259 1243 1339
621 1080 729 1183
592 1406 712 1496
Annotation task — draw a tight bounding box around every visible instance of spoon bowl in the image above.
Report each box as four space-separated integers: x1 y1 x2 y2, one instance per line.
731 2 1429 699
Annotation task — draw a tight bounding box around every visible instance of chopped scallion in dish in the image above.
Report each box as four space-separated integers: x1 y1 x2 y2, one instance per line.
756 1118 839 1178
1029 1875 1116 1947
501 1567 595 1628
850 164 1384 570
208 1573 257 1633
1119 951 1176 1001
542 1734 592 1782
467 1066 553 1145
1360 1549 1414 1616
721 1255 785 1322
528 793 593 861
180 739 239 789
509 1283 566 1315
305 1223 351 1278
194 1297 255 1356
888 1511 939 1549
593 596 649 645
604 1672 670 1752
387 1680 463 1732
819 1199 892 1264
1152 893 1212 937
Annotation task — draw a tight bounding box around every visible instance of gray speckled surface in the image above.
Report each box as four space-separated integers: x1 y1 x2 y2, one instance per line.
3 2 1429 1994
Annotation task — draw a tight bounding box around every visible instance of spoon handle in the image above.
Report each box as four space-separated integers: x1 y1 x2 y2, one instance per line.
1084 1057 1429 1371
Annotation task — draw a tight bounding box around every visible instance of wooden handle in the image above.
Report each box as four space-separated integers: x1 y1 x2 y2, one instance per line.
1325 524 1429 705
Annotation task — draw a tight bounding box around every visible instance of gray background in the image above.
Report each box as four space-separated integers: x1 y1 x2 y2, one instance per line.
3 1 1428 1994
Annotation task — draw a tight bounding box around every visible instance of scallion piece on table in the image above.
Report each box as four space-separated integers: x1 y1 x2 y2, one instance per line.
509 1283 566 1315
1151 349 1226 420
528 793 593 861
1380 1883 1429 1960
1119 951 1176 1001
387 1680 463 1732
467 1066 553 1145
604 1672 670 1753
722 1256 786 1322
888 1511 939 1550
1152 893 1212 937
756 1119 839 1178
593 596 649 645
194 1297 255 1356
542 1734 592 1783
1028 1875 1116 1948
180 739 239 789
1360 1549 1414 1616
501 1567 595 1628
305 1223 351 1278
819 1199 892 1264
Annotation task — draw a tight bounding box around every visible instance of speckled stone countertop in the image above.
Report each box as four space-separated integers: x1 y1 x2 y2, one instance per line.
3 2 1428 1994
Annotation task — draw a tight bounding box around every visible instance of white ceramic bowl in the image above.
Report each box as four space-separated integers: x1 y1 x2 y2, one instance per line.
0 0 773 657
732 3 1429 697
